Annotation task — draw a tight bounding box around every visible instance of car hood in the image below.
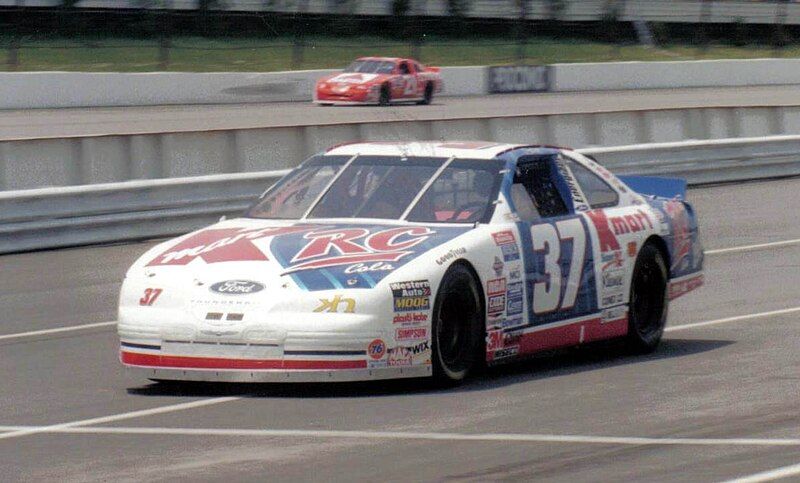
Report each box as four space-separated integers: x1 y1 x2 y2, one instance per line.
138 218 471 292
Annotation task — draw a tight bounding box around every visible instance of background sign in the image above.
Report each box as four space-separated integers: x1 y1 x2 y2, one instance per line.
488 65 550 93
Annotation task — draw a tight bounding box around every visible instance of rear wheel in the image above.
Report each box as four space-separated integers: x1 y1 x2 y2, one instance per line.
432 264 484 384
626 242 669 353
379 85 391 106
417 83 433 105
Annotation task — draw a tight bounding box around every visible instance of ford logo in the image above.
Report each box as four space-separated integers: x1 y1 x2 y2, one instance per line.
209 280 265 295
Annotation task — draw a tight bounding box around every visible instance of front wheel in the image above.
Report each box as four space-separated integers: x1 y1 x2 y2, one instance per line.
626 242 669 353
378 85 391 106
417 83 433 105
432 264 484 384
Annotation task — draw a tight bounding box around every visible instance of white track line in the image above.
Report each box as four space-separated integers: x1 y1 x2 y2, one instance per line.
0 397 240 442
0 425 798 447
721 461 800 483
0 321 116 342
666 306 800 333
705 238 800 255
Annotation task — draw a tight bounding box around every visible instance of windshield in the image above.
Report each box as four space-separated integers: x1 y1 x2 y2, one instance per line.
248 155 504 223
247 155 349 219
343 60 395 74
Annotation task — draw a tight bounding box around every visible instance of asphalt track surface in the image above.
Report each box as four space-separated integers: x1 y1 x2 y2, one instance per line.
3 177 800 482
3 85 800 140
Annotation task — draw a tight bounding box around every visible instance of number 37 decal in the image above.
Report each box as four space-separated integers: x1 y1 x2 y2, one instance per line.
530 218 587 315
139 288 163 306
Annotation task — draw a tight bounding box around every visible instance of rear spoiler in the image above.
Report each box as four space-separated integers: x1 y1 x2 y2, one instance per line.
617 175 686 200
425 66 441 73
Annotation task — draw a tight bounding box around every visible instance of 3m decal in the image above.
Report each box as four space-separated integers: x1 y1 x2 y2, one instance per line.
530 218 586 314
486 329 504 351
314 295 356 313
139 288 162 306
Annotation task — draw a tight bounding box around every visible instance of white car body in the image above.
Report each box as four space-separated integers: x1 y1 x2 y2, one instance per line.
118 141 704 383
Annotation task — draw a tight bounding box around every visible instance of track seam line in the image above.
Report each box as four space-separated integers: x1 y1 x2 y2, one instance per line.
705 238 800 255
0 425 799 447
0 321 116 341
0 397 240 442
666 306 800 332
720 460 800 483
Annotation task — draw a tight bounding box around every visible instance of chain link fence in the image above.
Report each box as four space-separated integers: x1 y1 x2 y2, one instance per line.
0 0 798 71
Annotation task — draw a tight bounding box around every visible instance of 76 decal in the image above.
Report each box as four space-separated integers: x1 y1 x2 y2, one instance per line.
530 218 586 314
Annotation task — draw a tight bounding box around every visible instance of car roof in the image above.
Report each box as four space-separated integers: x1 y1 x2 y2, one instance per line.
354 56 403 63
324 141 565 160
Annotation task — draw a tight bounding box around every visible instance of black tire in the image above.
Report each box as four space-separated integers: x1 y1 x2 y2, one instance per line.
626 242 669 353
379 85 391 106
417 83 433 105
432 264 484 384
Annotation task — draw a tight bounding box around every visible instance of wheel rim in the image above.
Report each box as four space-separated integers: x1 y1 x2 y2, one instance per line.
631 257 666 337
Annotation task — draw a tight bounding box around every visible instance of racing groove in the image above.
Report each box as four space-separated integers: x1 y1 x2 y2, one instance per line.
2 177 800 482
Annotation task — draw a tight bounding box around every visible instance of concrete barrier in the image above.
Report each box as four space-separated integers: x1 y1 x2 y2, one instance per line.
0 66 487 110
552 59 800 92
5 59 800 110
3 104 800 191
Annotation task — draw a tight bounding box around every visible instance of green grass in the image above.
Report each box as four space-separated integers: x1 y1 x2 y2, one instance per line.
2 36 799 72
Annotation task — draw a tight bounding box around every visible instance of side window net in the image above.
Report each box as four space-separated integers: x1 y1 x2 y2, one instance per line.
514 160 569 218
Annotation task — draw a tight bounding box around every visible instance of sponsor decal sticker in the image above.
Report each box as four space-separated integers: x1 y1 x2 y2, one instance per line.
487 278 507 317
555 158 590 212
395 327 428 341
602 306 627 322
388 341 431 366
501 317 525 329
493 256 505 277
435 247 467 266
392 312 428 325
391 280 431 312
509 266 522 280
368 339 386 360
486 329 504 352
314 295 356 313
344 262 395 274
506 281 524 316
487 278 507 295
209 280 265 295
492 231 515 246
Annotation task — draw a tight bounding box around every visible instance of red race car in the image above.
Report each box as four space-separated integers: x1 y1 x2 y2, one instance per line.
314 57 443 106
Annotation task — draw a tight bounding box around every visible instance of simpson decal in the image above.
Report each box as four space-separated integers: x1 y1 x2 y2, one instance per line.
395 327 428 341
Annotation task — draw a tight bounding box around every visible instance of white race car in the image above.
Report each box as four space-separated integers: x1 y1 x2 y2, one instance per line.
118 141 704 384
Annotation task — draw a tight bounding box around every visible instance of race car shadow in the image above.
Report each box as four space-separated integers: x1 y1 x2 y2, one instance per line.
126 338 732 398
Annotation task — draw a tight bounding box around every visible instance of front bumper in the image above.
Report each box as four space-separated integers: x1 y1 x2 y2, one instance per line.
124 361 431 383
314 87 376 105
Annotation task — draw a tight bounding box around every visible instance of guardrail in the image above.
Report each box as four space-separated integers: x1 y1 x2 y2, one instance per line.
2 135 799 254
0 169 289 253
